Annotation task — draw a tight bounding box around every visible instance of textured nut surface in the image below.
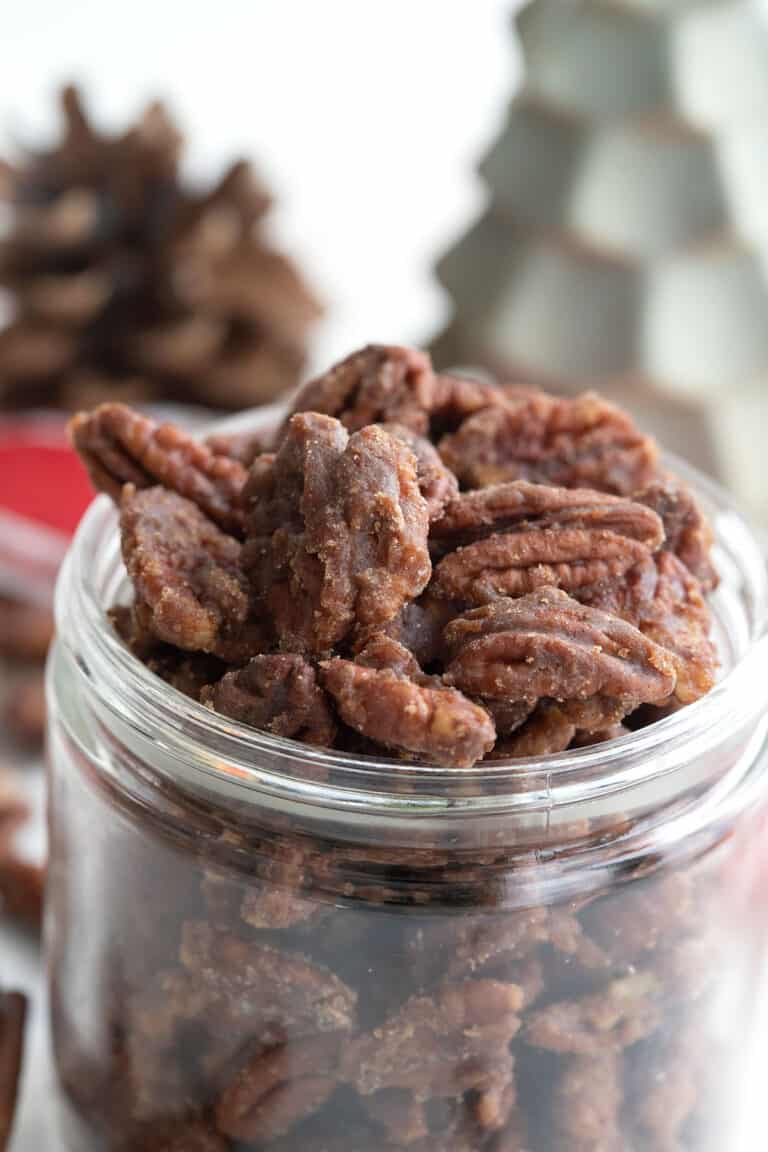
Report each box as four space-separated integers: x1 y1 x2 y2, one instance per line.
70 402 247 533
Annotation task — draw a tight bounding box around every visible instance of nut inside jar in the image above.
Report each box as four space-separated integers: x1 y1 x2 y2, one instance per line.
46 344 768 1152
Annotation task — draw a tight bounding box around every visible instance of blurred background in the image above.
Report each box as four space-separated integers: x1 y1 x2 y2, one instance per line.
3 1 768 1145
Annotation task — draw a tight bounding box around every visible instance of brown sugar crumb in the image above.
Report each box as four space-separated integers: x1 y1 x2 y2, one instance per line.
322 637 496 768
69 402 247 534
120 486 252 658
438 390 659 495
202 654 337 747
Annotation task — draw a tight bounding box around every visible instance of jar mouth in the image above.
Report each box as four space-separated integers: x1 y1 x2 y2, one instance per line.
54 404 768 817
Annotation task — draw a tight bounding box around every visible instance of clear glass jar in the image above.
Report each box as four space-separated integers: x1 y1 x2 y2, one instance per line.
46 412 768 1152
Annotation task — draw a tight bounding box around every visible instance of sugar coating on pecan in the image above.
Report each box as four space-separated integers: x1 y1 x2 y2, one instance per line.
179 921 358 1036
322 637 496 768
341 979 523 1099
70 402 247 534
245 414 431 656
551 1052 624 1152
379 595 457 668
216 1035 341 1143
202 654 336 747
0 991 26 1152
120 486 251 657
430 483 665 606
445 589 677 715
438 390 659 495
524 971 661 1054
379 422 459 521
636 474 718 591
287 344 437 435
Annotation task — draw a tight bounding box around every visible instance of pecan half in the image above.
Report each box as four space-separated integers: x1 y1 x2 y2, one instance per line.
286 344 437 435
438 390 659 495
322 636 496 768
379 422 459 521
341 980 523 1100
70 402 247 534
524 972 661 1054
120 486 252 658
202 654 337 747
245 414 430 655
216 1035 341 1143
445 589 677 715
636 474 718 591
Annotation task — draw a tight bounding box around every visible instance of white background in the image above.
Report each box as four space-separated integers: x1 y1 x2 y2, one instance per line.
0 0 521 375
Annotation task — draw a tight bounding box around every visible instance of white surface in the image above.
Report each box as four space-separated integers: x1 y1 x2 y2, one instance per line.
0 0 521 376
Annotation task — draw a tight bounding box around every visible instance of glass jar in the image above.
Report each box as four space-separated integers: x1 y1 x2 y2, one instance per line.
46 412 768 1152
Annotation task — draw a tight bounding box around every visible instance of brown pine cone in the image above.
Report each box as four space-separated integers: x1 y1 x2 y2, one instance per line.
0 85 321 410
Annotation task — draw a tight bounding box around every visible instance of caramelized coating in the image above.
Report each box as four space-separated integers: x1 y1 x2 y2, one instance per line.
445 589 677 715
322 638 496 768
202 654 337 747
120 486 251 658
551 1052 624 1152
380 422 459 521
438 390 659 495
245 414 431 655
525 972 661 1054
636 474 718 591
70 402 247 533
286 344 436 435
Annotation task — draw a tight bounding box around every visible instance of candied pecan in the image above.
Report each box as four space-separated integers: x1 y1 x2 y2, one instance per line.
438 390 659 495
243 412 349 655
69 402 247 534
627 1024 702 1151
216 1035 341 1143
202 654 336 747
489 703 575 759
430 480 663 550
123 1118 228 1152
445 589 677 718
322 638 496 768
245 415 431 655
551 1052 623 1152
636 474 718 591
379 422 459 520
0 991 26 1152
482 697 535 739
146 650 227 701
286 344 437 435
179 922 358 1036
120 486 251 658
524 971 661 1054
582 873 697 967
341 979 522 1100
0 596 53 662
380 595 457 667
241 884 319 931
430 482 663 606
589 552 717 705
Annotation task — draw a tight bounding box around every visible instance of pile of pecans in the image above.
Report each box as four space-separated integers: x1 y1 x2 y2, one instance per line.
70 343 717 768
57 345 727 1151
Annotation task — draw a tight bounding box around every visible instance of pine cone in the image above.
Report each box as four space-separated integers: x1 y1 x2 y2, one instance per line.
0 86 322 409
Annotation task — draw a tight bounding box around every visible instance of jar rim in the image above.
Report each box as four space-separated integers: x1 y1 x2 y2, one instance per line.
53 404 768 819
